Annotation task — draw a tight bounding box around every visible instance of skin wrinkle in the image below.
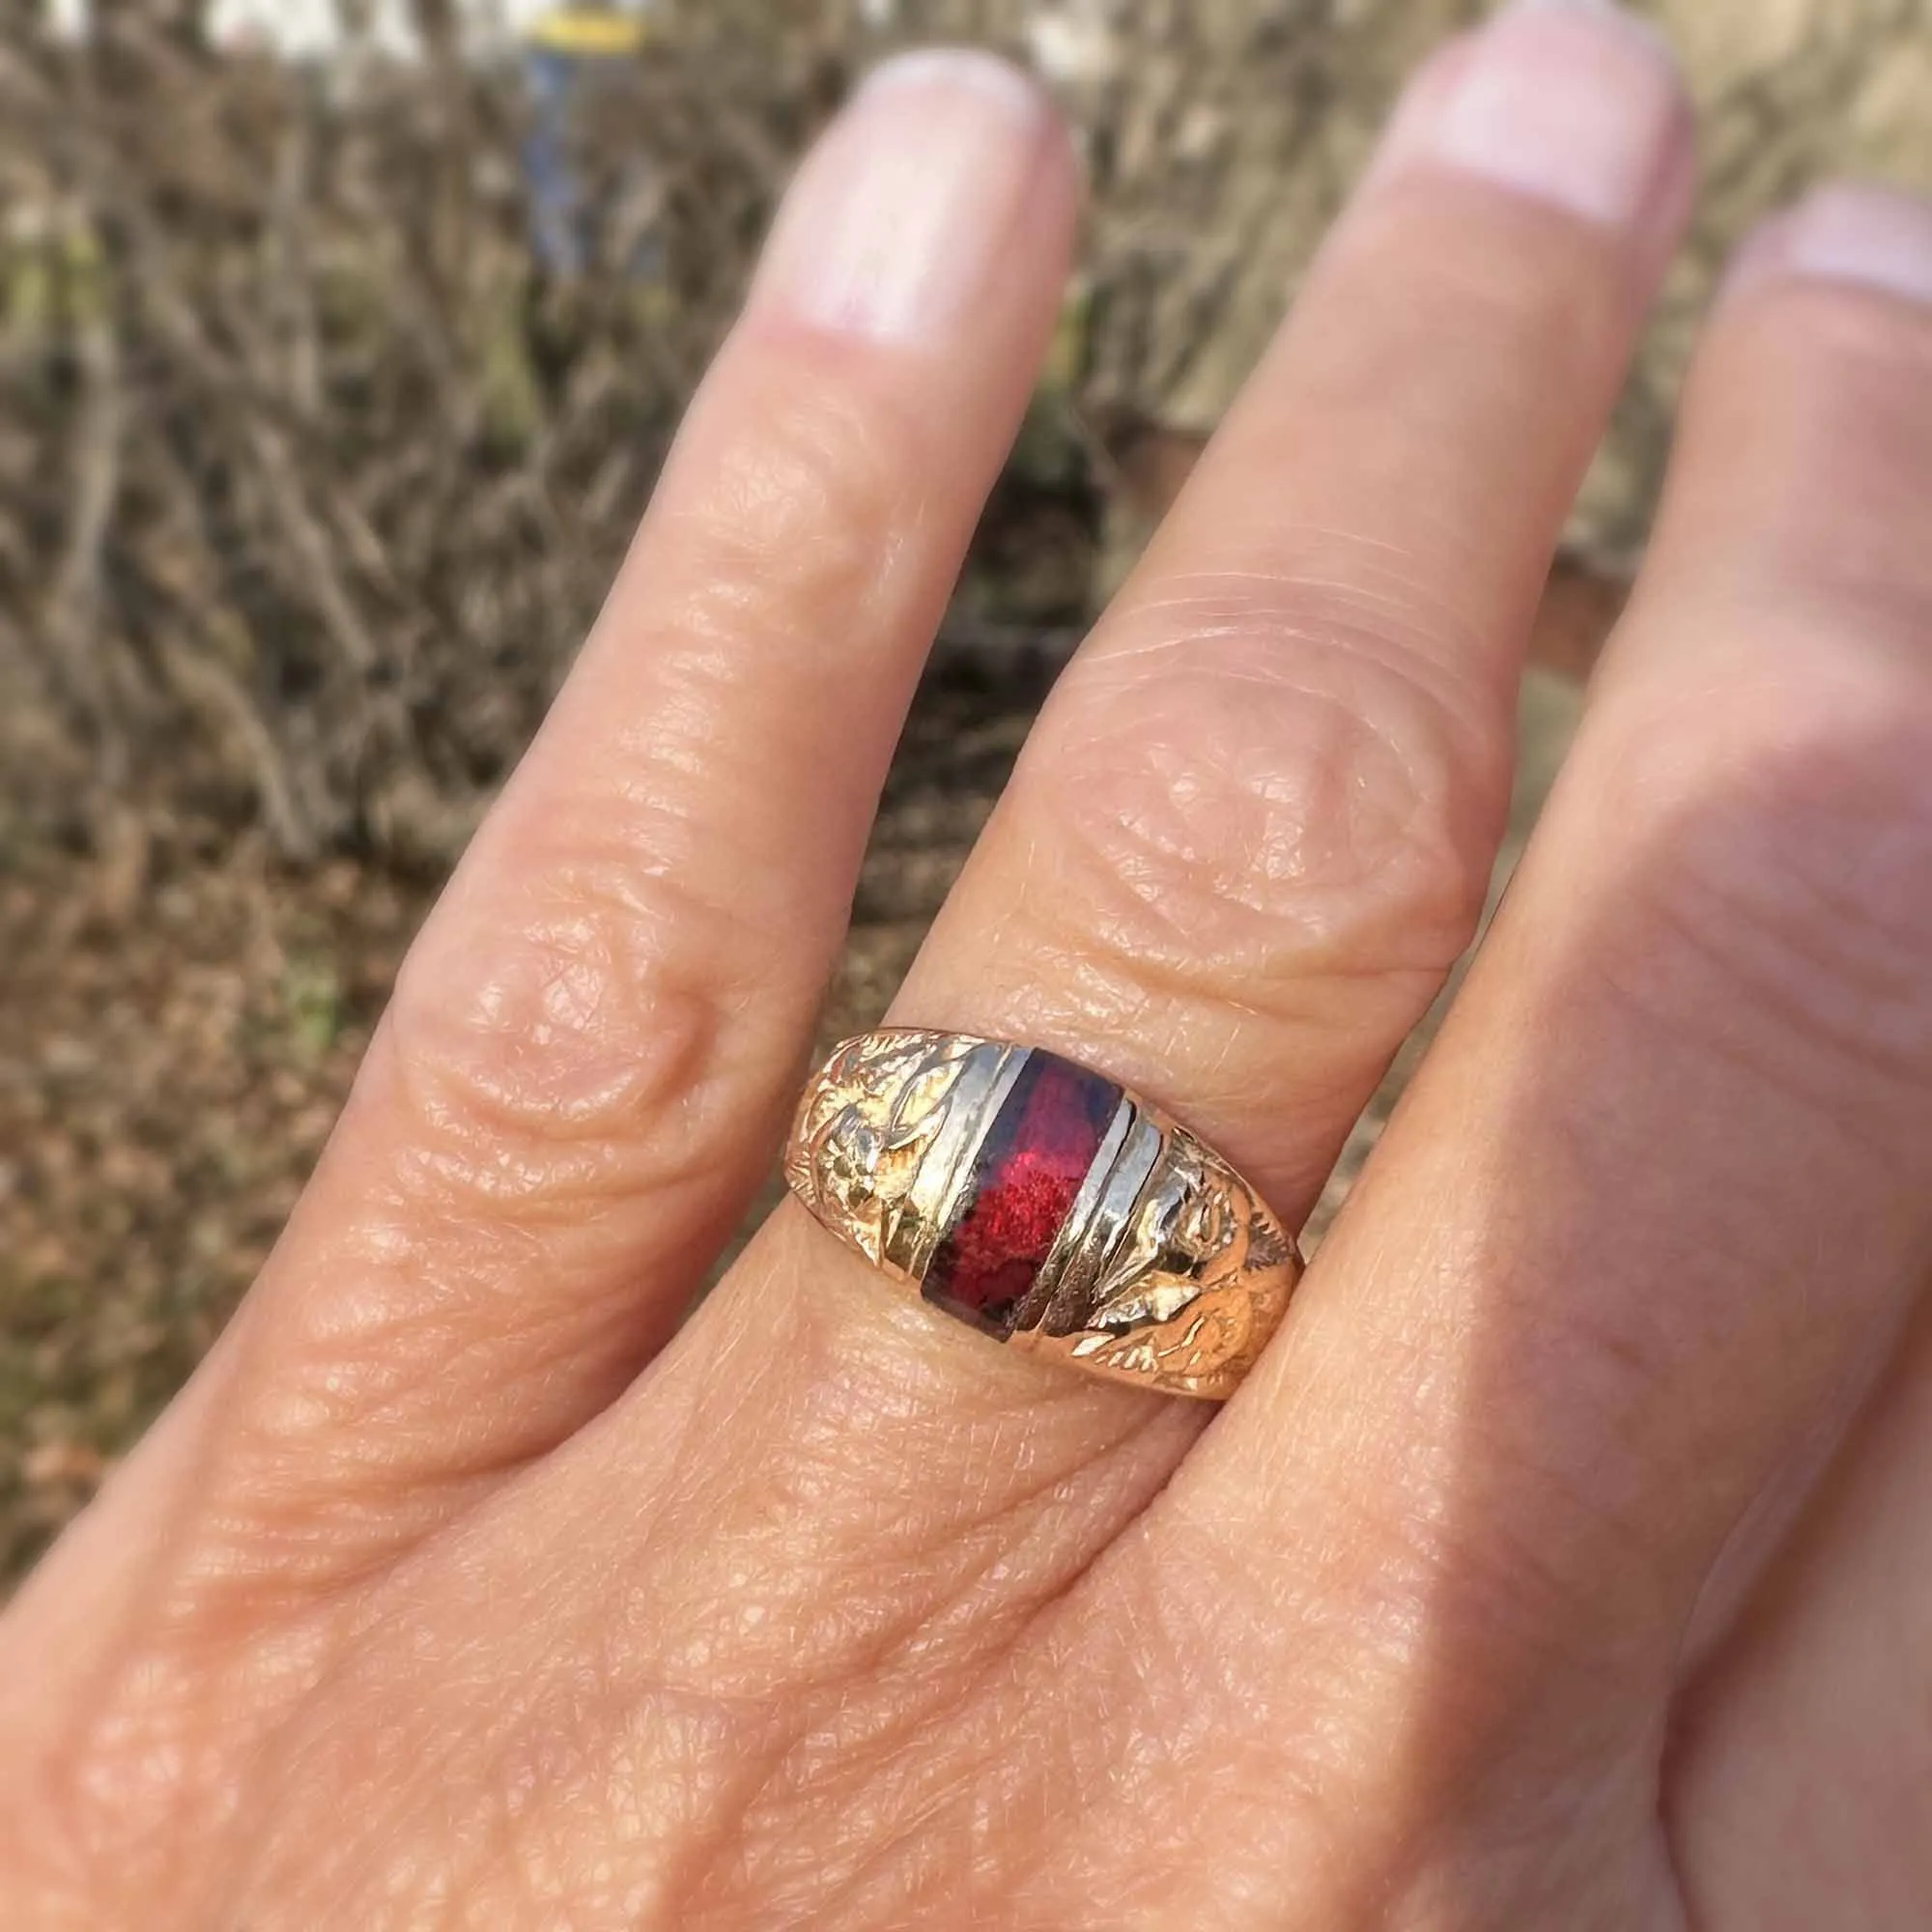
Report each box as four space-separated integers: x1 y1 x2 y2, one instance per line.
541 1244 1159 1909
1097 548 1498 668
1064 703 1479 935
1100 550 1493 679
687 1592 1079 1917
1231 1354 1659 1704
1062 570 1507 881
226 1501 687 1919
823 1468 1368 1924
598 639 776 792
979 1556 1588 1931
325 379 934 1294
966 1585 1350 1928
1590 902 1930 1172
222 1361 1182 1927
224 1217 702 1521
1003 800 1469 1041
651 372 915 629
0 1342 260 1827
1034 675 1495 978
1575 719 1932 1155
1332 1111 1871 1679
369 872 799 1237
237 1289 625 1480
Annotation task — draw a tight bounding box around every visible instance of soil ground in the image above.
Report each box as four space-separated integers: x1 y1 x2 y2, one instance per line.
0 569 1615 1584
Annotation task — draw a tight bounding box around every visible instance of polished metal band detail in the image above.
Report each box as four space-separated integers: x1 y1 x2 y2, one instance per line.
784 1029 1303 1400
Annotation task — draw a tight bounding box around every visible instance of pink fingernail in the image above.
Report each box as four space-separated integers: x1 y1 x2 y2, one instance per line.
1727 185 1932 308
751 48 1060 346
1381 0 1688 230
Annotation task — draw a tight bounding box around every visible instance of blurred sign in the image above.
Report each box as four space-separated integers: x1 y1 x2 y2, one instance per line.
521 6 663 281
525 6 654 57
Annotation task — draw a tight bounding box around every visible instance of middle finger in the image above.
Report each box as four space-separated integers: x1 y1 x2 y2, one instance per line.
703 0 1690 1453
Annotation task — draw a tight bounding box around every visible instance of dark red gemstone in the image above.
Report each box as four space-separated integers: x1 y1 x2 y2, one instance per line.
924 1053 1121 1338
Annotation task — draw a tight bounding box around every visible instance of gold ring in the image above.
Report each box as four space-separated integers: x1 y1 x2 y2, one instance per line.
783 1030 1303 1400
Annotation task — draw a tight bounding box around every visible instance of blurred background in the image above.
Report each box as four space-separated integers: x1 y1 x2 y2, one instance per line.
3 0 1929 1580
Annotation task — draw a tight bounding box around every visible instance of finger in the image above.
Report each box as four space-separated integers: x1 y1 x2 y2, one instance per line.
1661 192 1932 1932
294 10 1702 1913
895 0 1691 1216
22 54 1081 1618
721 0 1691 1652
706 0 1692 1423
1008 181 1932 1921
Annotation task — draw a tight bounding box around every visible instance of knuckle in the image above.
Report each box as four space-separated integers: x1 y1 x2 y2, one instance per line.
331 379 922 1249
1027 566 1511 1010
669 375 908 646
383 818 783 1221
1591 670 1932 1125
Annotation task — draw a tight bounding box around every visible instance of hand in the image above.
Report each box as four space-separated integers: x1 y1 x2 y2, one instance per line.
10 12 1932 1926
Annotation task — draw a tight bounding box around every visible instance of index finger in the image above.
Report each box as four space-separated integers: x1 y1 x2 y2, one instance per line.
15 52 1082 1629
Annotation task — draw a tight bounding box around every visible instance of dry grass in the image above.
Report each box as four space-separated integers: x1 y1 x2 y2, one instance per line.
1 5 833 866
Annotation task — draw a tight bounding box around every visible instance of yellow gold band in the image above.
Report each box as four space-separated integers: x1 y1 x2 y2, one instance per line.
784 1030 1302 1400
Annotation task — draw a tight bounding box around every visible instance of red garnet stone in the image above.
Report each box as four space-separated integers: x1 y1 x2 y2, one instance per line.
924 1053 1122 1338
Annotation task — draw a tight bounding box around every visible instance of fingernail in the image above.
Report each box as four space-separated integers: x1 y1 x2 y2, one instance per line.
751 48 1059 345
1727 185 1932 308
1381 0 1687 229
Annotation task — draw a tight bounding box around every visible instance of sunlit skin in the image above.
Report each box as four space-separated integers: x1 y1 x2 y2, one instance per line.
8 11 1932 1927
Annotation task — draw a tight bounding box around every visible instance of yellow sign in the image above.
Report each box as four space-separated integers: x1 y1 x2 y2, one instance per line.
526 9 651 57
